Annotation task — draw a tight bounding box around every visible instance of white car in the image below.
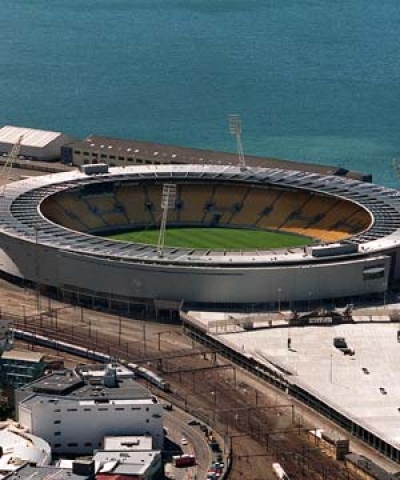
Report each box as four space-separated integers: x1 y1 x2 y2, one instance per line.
180 437 188 446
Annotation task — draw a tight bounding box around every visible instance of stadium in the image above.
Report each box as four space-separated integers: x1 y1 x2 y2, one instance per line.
0 162 399 315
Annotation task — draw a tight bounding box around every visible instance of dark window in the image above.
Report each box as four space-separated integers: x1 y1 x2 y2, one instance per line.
363 267 385 280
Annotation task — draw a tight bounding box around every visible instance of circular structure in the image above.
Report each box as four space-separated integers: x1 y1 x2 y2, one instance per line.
0 164 399 311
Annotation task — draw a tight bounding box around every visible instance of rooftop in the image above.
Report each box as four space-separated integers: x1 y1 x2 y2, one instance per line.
103 436 153 452
0 422 51 473
71 135 371 182
93 449 161 476
0 126 62 148
18 368 153 405
3 464 92 480
214 312 400 451
1 349 46 363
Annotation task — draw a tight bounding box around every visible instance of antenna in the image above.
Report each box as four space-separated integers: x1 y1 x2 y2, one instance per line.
157 184 177 257
228 114 246 170
1 135 23 197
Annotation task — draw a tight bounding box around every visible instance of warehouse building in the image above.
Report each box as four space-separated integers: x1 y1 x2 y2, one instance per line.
15 366 164 455
0 126 76 162
61 134 371 181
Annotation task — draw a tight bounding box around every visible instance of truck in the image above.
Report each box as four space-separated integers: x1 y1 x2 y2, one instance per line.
333 336 355 355
172 454 197 468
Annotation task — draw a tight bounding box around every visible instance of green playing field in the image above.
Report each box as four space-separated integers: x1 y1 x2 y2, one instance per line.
107 227 314 250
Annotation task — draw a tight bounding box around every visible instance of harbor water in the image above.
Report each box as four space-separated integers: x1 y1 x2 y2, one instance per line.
1 0 400 186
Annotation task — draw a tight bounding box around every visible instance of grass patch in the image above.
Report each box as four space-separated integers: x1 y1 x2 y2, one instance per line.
107 227 313 250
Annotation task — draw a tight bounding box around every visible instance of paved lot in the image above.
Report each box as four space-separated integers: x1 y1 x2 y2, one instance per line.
212 319 400 462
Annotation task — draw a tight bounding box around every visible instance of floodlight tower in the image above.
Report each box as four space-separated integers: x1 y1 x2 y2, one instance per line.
228 114 246 170
157 183 177 257
1 135 23 197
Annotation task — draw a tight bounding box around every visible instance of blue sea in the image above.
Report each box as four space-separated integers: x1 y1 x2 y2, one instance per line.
1 0 400 187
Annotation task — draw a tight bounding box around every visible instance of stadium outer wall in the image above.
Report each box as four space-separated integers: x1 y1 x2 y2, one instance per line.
0 164 397 312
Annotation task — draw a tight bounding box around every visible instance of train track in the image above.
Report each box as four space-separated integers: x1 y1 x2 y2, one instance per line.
9 312 367 480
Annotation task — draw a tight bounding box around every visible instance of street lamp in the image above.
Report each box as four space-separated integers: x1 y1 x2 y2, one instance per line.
33 225 41 311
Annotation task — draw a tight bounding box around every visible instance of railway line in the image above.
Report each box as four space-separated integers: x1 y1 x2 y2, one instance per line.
4 298 369 480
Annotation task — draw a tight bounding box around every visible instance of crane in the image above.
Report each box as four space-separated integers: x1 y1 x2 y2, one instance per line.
1 135 23 197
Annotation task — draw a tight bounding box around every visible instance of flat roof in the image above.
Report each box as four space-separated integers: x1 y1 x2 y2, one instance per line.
94 450 160 476
3 464 90 480
1 349 45 363
19 369 153 404
70 135 371 182
213 314 400 450
103 436 153 451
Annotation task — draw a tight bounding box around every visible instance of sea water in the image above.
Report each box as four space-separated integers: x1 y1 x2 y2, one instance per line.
1 0 400 187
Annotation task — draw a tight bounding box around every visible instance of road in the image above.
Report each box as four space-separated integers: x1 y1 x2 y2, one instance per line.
164 407 212 480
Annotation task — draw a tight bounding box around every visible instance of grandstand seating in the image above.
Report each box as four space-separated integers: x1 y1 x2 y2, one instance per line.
41 198 87 232
116 184 152 226
81 193 128 228
41 181 371 243
202 185 243 225
178 184 214 224
233 187 281 226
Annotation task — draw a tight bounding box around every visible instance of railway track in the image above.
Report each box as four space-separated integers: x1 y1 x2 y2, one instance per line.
8 310 367 480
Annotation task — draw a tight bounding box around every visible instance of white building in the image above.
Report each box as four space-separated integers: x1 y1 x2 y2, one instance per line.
0 125 75 161
16 367 163 455
0 421 51 474
94 449 162 480
93 435 162 480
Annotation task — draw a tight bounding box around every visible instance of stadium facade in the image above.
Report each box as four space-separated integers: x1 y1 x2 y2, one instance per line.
0 164 398 313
